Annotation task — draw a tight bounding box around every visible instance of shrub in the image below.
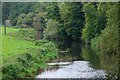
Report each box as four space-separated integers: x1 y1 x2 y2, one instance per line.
2 40 58 79
17 29 35 40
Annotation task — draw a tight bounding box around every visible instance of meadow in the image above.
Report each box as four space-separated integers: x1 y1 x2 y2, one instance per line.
2 27 34 62
1 27 58 79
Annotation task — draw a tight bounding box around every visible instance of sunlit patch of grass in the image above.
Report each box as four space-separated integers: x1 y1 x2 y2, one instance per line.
2 35 34 63
1 27 34 63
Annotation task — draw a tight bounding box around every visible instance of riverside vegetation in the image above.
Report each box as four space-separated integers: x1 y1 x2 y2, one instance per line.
2 27 58 79
1 2 120 79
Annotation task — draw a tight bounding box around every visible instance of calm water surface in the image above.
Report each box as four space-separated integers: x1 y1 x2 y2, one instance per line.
36 41 117 79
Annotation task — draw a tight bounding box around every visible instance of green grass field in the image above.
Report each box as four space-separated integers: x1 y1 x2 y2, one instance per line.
1 27 34 63
1 27 58 79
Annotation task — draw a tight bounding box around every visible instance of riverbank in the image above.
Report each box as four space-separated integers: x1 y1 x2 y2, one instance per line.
2 27 58 79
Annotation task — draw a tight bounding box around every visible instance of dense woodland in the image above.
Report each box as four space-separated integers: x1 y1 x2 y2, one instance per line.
2 2 120 79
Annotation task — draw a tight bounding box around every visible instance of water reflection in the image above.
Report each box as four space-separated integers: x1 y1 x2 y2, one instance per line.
81 45 101 69
81 44 119 79
100 54 119 78
36 61 106 78
36 41 118 79
57 41 83 61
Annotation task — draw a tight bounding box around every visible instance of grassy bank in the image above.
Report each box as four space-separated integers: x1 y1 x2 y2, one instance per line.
1 27 58 79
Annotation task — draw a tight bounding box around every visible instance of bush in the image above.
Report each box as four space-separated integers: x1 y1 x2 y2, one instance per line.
91 36 101 54
17 29 35 40
2 40 58 79
17 12 34 28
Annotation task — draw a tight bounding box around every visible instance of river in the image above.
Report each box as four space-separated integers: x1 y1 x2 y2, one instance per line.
35 41 118 79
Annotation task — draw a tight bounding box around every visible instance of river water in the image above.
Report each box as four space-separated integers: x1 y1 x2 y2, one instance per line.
36 61 106 78
35 41 117 79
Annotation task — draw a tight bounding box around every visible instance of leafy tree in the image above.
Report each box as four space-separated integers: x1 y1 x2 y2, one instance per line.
82 3 107 43
2 2 11 24
60 2 84 40
2 2 36 26
99 3 119 56
34 2 50 13
17 12 34 28
17 13 26 28
44 19 60 39
95 3 107 36
24 12 34 27
98 3 119 78
8 2 19 26
33 13 46 39
82 3 97 41
17 13 26 27
46 2 61 21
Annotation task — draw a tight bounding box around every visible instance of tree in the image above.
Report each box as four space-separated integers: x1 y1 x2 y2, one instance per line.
33 13 46 39
82 3 107 43
46 2 61 21
44 19 60 40
17 13 26 28
82 3 97 42
99 3 119 56
24 12 34 27
60 2 84 40
95 3 107 36
98 3 119 77
2 2 11 24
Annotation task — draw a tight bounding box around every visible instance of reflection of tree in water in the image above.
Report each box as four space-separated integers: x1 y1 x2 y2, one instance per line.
81 45 100 69
100 54 118 78
81 45 119 79
57 41 83 61
67 42 82 60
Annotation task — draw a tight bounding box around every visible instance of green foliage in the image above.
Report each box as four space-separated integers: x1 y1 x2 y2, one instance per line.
81 45 100 69
34 3 50 13
60 3 84 39
2 40 58 79
2 2 11 24
46 2 61 21
81 28 87 41
33 13 46 30
96 3 107 35
82 3 107 42
17 12 34 28
2 64 22 79
92 3 120 78
23 12 34 27
2 27 58 79
99 3 119 55
2 2 36 25
2 2 120 79
82 3 98 40
33 13 46 39
82 3 119 78
17 13 26 28
91 36 101 54
44 19 59 39
35 40 49 46
17 28 35 40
